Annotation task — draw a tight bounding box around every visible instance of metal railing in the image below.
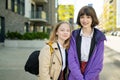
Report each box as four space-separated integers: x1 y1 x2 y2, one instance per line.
30 10 46 20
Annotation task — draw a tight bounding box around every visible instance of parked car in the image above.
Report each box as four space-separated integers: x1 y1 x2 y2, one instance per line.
117 31 120 37
110 31 114 36
113 31 118 36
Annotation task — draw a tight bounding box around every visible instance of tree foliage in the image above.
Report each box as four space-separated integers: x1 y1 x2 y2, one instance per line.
58 5 74 21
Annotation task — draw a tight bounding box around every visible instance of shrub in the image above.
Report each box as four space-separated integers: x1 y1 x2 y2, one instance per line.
6 31 22 39
22 33 34 40
6 31 49 40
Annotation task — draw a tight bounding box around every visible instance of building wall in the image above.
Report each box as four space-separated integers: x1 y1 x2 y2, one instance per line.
102 0 116 31
0 0 28 34
117 0 120 28
45 0 57 26
0 0 58 34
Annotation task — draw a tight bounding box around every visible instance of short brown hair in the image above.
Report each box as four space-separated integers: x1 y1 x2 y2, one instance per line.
76 6 99 28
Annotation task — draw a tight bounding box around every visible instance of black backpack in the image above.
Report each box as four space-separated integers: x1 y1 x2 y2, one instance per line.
24 43 54 75
24 50 40 75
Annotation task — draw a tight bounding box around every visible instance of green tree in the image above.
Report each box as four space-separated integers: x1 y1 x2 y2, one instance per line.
58 5 74 21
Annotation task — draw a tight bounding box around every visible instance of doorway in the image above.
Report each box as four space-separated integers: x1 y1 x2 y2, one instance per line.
0 16 5 42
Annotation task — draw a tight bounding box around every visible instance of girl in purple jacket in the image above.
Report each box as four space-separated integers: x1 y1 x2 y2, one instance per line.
68 6 106 80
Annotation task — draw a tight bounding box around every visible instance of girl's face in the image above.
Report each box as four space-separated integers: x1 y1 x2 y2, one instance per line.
56 23 71 42
80 15 92 28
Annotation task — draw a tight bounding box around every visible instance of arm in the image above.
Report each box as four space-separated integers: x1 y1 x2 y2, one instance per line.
68 35 84 80
39 46 51 80
85 41 104 80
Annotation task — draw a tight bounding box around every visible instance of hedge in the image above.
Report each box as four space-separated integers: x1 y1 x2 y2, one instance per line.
6 31 49 40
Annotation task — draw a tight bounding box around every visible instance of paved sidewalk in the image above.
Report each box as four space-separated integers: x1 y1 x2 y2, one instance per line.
0 36 120 80
0 46 120 80
105 35 120 61
0 46 40 80
105 35 120 53
101 46 120 80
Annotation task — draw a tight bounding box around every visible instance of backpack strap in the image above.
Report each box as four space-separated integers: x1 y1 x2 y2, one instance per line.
47 42 54 54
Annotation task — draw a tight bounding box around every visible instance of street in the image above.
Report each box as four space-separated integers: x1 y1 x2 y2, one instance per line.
100 35 120 80
100 46 120 80
0 35 120 80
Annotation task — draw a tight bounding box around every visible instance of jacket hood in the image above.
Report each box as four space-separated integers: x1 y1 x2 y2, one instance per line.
72 28 106 44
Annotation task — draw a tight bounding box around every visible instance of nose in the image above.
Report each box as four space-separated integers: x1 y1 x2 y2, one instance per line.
83 18 88 22
64 31 70 36
64 30 69 34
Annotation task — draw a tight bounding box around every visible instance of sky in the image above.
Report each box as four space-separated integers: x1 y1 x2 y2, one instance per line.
58 0 104 23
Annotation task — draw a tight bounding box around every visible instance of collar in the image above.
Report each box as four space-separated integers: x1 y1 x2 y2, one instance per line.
57 42 65 50
50 42 58 49
80 29 94 38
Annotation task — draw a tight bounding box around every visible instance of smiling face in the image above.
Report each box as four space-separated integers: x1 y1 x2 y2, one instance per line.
80 14 92 29
77 6 99 28
56 23 71 42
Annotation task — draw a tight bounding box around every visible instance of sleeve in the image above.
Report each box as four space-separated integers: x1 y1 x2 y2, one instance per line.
38 46 51 80
68 35 84 80
84 41 104 80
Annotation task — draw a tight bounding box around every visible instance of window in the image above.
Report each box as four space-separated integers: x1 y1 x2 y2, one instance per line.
6 0 25 16
36 5 43 18
14 0 18 13
0 17 5 42
0 17 1 33
6 0 12 10
31 4 35 18
55 0 58 8
19 0 25 15
24 22 29 32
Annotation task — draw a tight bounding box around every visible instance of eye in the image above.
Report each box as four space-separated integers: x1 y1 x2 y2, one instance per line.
67 29 70 32
80 16 84 18
60 29 64 31
87 16 91 18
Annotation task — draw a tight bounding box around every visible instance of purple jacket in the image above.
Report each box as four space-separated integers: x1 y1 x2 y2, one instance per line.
68 28 106 80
